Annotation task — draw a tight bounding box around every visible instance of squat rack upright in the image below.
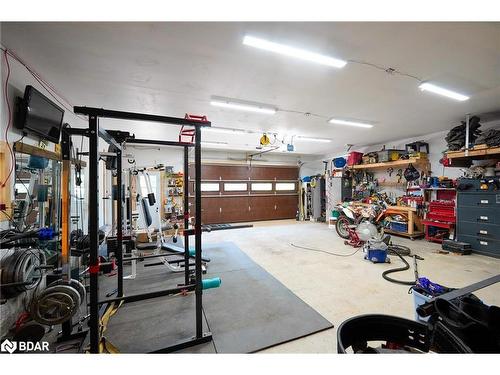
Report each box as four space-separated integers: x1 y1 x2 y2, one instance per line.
68 106 211 353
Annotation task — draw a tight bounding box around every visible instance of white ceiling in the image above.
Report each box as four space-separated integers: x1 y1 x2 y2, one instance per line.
2 22 500 155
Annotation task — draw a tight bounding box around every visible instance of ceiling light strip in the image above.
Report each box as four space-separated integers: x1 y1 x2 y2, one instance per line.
243 35 347 68
210 100 276 114
328 118 374 128
418 82 469 101
295 136 331 143
201 141 228 147
203 127 247 134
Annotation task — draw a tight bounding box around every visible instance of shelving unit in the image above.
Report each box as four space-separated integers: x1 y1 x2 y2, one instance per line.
161 171 184 219
446 145 500 162
445 111 500 166
350 156 430 171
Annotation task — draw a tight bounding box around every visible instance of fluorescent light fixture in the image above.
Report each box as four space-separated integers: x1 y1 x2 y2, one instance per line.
419 82 469 101
201 141 228 147
203 127 246 135
210 99 276 114
328 118 374 128
295 136 331 143
243 35 347 69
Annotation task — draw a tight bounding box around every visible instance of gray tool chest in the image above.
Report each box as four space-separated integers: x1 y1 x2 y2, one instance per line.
456 178 500 258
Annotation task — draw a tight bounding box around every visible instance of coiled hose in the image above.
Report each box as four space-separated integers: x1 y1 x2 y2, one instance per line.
382 244 423 286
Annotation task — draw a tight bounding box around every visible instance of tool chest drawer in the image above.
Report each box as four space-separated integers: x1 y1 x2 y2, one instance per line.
457 206 499 225
457 221 500 239
457 177 500 192
457 193 500 207
456 234 500 258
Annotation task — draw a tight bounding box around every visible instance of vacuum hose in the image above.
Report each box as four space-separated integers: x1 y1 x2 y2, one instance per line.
382 245 423 286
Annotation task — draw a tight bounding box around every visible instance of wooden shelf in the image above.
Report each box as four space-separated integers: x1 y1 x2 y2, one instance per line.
14 142 60 161
446 145 500 161
350 157 429 171
377 181 407 187
13 142 87 167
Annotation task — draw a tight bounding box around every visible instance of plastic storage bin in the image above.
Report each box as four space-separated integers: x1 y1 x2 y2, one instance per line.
347 152 363 166
390 221 408 232
377 149 404 162
411 287 432 322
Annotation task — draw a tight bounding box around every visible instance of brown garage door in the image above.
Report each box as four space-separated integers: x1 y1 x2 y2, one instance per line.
189 164 299 224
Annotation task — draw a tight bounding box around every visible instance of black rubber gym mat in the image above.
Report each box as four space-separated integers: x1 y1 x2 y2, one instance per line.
101 241 333 353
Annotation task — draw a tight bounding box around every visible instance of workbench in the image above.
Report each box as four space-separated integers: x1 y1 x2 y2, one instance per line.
384 205 424 240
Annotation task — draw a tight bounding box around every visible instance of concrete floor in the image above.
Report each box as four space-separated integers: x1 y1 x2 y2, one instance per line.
203 219 500 353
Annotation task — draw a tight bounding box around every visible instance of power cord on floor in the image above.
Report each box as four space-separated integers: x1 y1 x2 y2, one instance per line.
290 243 361 257
291 242 423 285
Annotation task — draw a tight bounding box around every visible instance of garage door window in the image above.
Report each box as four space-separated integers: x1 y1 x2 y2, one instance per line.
201 183 220 192
251 182 272 191
275 182 296 191
224 183 247 191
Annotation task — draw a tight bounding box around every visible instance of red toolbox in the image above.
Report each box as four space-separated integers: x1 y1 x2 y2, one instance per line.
423 199 456 243
427 201 455 222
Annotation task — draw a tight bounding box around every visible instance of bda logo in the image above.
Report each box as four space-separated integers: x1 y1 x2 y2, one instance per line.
1 339 17 353
0 339 49 353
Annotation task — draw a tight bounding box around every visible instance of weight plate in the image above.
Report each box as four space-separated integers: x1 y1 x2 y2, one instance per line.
13 251 29 291
2 250 22 284
16 250 43 292
31 285 80 326
0 252 14 285
48 279 86 305
1 250 25 297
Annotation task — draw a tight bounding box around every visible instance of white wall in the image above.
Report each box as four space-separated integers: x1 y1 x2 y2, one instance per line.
299 159 327 178
125 144 313 170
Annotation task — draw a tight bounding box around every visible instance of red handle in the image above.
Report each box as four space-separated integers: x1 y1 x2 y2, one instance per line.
184 113 208 122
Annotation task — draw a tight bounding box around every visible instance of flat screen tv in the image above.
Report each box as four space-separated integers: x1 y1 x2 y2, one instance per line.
17 85 65 144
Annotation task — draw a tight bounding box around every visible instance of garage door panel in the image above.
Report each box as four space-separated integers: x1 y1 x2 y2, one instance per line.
249 196 277 221
249 166 298 180
275 195 299 219
220 196 250 223
199 197 221 224
196 164 249 180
